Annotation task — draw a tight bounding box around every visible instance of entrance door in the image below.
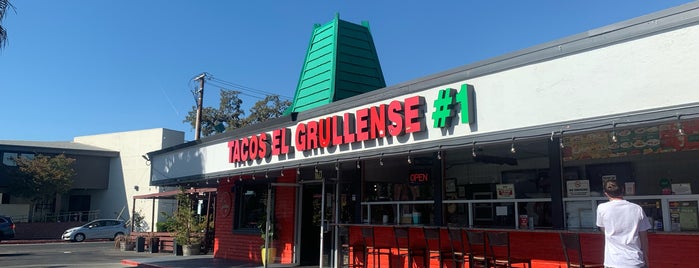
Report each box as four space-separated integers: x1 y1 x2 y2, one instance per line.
299 184 321 265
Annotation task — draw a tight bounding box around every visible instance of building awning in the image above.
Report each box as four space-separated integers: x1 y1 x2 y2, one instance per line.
133 187 217 200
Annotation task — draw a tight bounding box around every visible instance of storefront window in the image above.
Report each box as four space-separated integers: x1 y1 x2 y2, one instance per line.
234 182 271 231
442 140 554 229
361 154 437 225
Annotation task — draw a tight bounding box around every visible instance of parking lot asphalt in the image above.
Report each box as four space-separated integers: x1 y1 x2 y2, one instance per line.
2 239 309 268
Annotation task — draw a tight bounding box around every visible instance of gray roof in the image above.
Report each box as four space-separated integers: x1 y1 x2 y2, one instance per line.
0 140 119 157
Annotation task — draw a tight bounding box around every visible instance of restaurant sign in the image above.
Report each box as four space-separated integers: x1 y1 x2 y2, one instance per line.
227 84 475 164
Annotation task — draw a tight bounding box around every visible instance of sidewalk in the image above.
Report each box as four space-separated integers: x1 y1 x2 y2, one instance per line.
121 254 319 268
121 254 261 268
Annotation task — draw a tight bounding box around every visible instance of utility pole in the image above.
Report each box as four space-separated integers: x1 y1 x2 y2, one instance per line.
193 73 207 140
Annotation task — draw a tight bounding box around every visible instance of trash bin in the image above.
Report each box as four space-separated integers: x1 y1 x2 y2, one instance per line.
149 237 160 253
136 236 146 252
173 241 183 256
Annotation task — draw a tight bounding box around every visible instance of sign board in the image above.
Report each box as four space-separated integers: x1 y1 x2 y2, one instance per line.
672 183 692 195
567 180 591 197
496 184 515 199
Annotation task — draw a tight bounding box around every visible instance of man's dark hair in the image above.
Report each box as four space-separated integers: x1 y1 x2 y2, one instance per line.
604 180 623 198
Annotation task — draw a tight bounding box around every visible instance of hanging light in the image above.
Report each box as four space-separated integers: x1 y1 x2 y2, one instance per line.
297 164 301 175
407 151 412 164
510 137 517 154
335 161 340 171
437 149 443 160
226 178 230 183
379 154 384 166
252 173 256 180
550 131 555 142
356 158 361 169
239 174 243 181
216 178 220 184
314 163 319 173
265 170 269 179
280 167 284 177
677 115 685 136
559 131 565 149
472 141 477 157
611 123 618 143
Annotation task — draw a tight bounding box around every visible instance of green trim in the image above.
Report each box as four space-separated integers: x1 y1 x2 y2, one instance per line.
285 14 386 115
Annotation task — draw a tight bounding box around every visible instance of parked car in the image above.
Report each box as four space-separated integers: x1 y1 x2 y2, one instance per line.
62 219 129 242
0 215 16 242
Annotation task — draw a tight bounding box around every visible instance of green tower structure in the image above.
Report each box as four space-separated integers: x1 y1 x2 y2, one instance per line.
285 14 386 115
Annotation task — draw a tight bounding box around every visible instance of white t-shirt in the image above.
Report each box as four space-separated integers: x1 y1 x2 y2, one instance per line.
596 199 652 268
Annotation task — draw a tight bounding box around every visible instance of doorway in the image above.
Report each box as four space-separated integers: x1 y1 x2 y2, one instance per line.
299 183 321 265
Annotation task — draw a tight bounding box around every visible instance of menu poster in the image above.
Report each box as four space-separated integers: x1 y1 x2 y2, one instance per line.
563 118 699 161
567 180 591 197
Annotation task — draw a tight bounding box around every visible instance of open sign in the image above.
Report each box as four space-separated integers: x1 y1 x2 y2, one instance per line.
409 173 429 185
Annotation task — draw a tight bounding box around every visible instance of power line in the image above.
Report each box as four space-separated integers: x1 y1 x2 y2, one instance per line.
207 76 293 100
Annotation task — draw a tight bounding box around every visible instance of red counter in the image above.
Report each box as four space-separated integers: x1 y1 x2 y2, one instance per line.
344 225 699 267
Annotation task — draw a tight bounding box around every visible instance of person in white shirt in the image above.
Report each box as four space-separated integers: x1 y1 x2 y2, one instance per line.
596 179 651 268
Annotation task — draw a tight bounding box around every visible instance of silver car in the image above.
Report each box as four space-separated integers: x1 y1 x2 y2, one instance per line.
62 219 129 242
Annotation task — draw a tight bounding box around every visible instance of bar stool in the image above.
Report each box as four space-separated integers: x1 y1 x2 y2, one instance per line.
465 230 489 268
486 231 532 268
424 227 452 268
445 227 468 268
362 227 393 267
393 226 415 268
559 232 604 268
345 226 367 268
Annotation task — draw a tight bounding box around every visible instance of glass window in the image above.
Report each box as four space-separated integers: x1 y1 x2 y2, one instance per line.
234 182 270 230
2 152 17 166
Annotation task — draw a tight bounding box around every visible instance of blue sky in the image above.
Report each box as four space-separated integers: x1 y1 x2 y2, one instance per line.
0 0 693 142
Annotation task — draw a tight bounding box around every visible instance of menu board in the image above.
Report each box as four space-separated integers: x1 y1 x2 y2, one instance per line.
563 118 699 161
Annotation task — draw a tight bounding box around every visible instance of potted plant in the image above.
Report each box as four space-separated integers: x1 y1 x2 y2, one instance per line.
114 234 135 251
258 210 278 265
172 188 203 256
147 232 160 253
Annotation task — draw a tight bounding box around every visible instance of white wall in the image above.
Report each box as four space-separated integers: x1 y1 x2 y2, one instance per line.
152 22 699 182
74 128 183 230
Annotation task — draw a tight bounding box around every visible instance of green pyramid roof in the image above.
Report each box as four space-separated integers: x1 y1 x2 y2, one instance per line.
285 14 386 115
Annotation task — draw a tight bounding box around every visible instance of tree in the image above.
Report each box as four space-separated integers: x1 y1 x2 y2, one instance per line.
184 89 290 137
244 95 291 126
10 154 76 221
0 0 14 49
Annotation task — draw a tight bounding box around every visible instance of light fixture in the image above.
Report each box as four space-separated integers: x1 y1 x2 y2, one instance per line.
510 137 516 154
559 131 565 149
314 163 319 173
379 154 384 166
407 151 412 164
265 170 269 179
252 173 256 180
550 131 555 141
297 164 301 175
335 161 340 171
472 141 477 157
226 178 230 183
677 115 685 136
437 148 443 160
239 174 243 181
205 180 209 185
611 123 618 143
356 158 361 169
